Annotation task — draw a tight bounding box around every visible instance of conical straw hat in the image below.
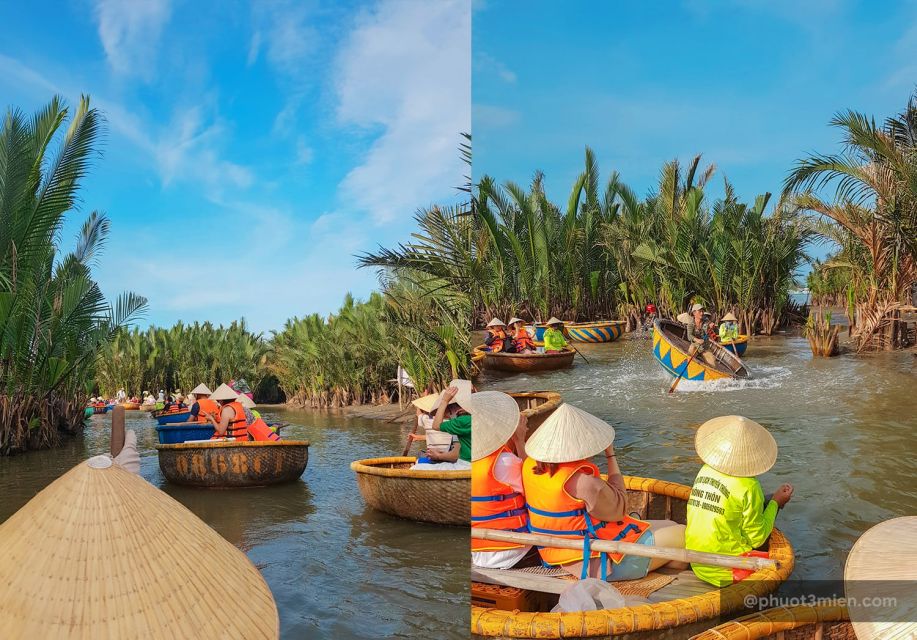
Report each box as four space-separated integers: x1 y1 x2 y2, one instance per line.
487 318 506 328
191 383 212 395
844 516 917 640
676 312 692 324
721 312 737 323
468 391 521 461
508 317 524 325
524 403 615 463
432 379 474 412
694 415 777 477
0 456 278 638
211 383 239 401
237 393 256 409
545 317 563 326
411 393 439 413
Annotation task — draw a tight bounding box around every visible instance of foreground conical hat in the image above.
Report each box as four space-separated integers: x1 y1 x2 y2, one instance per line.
508 317 525 325
468 391 521 461
411 393 439 413
211 383 240 401
545 317 563 326
0 456 278 638
525 404 615 463
676 312 692 324
237 393 256 408
432 379 474 412
721 312 738 323
487 318 506 328
190 383 212 395
695 415 777 477
844 516 917 640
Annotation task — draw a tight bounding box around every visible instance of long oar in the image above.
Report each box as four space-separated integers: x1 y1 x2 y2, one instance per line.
471 529 778 572
401 419 420 456
668 349 699 394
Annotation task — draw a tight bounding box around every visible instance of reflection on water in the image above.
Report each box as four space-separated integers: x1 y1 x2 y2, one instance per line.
479 335 917 585
0 407 467 639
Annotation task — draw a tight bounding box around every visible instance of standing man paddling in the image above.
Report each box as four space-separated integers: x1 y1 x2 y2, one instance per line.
685 303 717 366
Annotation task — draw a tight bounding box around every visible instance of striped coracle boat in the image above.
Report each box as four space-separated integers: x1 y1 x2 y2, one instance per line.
652 319 747 382
690 604 852 639
566 320 627 343
721 334 749 357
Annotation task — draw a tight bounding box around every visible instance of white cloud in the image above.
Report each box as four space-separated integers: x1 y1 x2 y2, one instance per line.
334 0 470 223
94 0 171 79
476 52 516 84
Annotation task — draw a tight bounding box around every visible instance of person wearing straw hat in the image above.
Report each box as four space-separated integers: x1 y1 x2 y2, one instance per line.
685 415 794 587
188 383 219 423
207 383 250 440
408 393 463 469
483 318 513 353
427 379 474 464
523 404 687 581
469 391 532 569
542 317 568 353
686 303 717 366
718 312 740 342
509 317 535 353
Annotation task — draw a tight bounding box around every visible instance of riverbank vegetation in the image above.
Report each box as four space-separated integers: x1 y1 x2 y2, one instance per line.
0 97 147 454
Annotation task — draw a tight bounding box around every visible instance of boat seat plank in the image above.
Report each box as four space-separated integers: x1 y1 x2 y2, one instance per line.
472 567 572 595
648 570 714 602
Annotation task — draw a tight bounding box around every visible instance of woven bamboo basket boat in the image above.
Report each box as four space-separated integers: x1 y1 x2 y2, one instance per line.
119 401 142 410
690 604 852 639
471 475 794 639
153 408 193 424
653 319 748 381
566 320 627 343
720 335 749 357
474 345 576 373
351 456 469 526
510 391 562 433
156 440 309 488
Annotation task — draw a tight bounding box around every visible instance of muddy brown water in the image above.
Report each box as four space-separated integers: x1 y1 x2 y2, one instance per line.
0 408 467 639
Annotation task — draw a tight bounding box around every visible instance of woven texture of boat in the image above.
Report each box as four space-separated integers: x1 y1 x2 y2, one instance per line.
156 440 309 488
690 604 852 639
652 319 748 381
566 321 626 343
471 475 794 639
720 334 749 357
153 409 193 425
510 391 562 433
119 402 141 410
474 345 575 373
351 456 469 526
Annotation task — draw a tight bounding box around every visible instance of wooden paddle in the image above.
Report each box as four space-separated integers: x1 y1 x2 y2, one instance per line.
668 349 699 394
471 529 778 572
401 419 420 456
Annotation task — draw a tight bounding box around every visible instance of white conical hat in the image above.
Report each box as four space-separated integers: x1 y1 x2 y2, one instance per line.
546 317 563 325
0 457 279 638
524 404 615 463
432 379 474 412
210 383 240 402
721 312 738 323
468 392 521 461
486 318 506 328
695 415 777 477
190 383 212 396
508 317 525 325
677 312 692 324
844 516 917 640
411 393 439 413
237 394 256 409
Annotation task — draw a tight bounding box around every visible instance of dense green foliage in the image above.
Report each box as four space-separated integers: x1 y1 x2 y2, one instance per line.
0 97 147 454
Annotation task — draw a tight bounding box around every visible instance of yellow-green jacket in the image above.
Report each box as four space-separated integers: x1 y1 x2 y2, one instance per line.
543 328 567 351
719 323 739 341
684 464 778 587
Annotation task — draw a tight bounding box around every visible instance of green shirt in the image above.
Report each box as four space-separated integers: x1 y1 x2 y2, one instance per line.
543 328 568 351
719 323 739 341
685 464 779 587
439 414 472 462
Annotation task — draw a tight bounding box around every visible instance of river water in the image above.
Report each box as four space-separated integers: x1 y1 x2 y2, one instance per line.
0 408 468 639
478 334 917 591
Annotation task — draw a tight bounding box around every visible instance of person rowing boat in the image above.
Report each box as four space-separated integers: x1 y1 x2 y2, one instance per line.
542 317 568 353
685 303 717 366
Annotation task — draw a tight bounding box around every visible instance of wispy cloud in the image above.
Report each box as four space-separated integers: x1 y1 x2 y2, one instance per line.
334 0 470 223
476 52 516 84
94 0 172 79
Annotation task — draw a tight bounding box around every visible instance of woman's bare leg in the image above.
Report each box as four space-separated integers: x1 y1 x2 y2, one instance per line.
646 520 688 571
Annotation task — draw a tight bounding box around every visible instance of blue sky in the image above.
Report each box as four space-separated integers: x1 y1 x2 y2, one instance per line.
473 0 917 237
1 0 469 332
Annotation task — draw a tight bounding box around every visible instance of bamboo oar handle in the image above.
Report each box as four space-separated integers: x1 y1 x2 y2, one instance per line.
470 528 777 572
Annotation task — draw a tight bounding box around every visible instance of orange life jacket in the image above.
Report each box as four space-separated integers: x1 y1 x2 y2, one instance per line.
210 401 249 440
513 327 535 351
487 328 506 352
471 445 528 552
247 417 281 442
194 398 220 423
521 457 650 580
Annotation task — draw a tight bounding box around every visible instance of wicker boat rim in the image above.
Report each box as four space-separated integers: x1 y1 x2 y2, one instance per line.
471 475 795 638
156 440 310 451
689 603 850 639
474 345 576 359
350 456 470 480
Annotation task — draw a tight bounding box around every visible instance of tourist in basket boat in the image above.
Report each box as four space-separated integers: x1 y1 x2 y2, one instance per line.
685 415 794 587
407 393 463 470
469 391 532 569
542 317 568 353
187 383 219 423
426 379 473 466
719 312 740 342
523 403 687 581
509 317 536 353
685 303 717 366
641 303 658 334
483 318 514 353
207 383 249 440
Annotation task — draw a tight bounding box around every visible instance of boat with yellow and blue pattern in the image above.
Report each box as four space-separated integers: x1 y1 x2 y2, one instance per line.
652 319 747 381
566 320 627 343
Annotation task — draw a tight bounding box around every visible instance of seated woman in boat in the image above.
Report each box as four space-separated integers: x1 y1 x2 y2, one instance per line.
686 303 717 366
718 312 740 342
188 383 219 423
509 317 536 353
206 384 250 440
523 403 687 581
469 391 532 569
542 317 568 353
425 379 474 467
685 415 793 587
408 394 459 463
483 318 514 353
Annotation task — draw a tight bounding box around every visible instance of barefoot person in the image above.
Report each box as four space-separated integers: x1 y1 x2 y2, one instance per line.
523 403 687 581
685 415 793 587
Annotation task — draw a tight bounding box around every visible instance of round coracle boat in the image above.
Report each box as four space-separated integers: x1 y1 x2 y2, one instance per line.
652 319 748 381
566 320 626 343
474 345 576 373
690 604 852 640
119 402 141 410
720 335 749 357
510 391 562 434
153 409 193 425
471 475 794 639
156 440 309 488
350 456 469 526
